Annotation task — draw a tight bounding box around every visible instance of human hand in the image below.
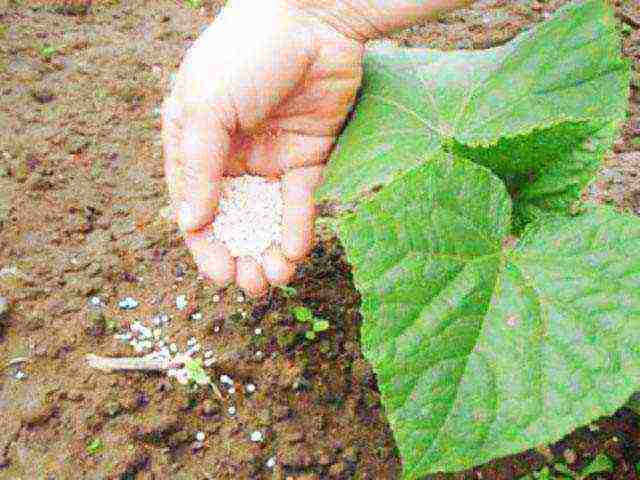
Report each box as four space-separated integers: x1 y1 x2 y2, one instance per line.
162 0 364 297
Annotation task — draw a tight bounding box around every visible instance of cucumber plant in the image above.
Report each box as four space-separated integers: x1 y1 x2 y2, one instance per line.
316 1 635 478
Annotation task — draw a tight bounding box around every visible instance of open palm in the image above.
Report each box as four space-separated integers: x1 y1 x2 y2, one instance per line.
162 0 364 296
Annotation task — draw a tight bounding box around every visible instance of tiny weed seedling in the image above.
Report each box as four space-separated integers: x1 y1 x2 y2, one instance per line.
277 285 298 298
40 45 57 60
291 306 330 341
525 453 613 479
183 358 211 386
105 318 117 333
184 0 202 9
86 438 104 455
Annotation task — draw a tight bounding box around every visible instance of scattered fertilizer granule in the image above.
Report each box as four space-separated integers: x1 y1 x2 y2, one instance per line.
118 297 139 310
250 430 263 443
176 294 188 311
209 175 283 263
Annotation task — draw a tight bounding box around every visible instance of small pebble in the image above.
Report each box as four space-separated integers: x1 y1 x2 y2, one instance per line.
250 430 263 442
254 327 262 335
227 405 236 415
213 294 220 302
139 326 152 339
191 312 203 321
266 457 276 468
245 383 256 393
0 296 8 317
228 387 236 394
118 297 139 310
89 296 102 307
130 322 143 333
220 374 233 385
176 369 189 384
176 294 187 310
14 371 26 380
255 350 263 360
213 326 220 333
191 441 204 452
196 431 205 442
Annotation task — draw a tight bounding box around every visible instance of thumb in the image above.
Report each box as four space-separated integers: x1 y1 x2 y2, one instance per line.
175 106 229 233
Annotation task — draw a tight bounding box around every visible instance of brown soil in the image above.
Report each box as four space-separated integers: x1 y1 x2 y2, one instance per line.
0 1 638 479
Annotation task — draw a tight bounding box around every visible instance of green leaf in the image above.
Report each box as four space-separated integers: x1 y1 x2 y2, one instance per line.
316 0 630 231
521 467 557 480
277 285 298 298
292 306 313 323
86 438 104 455
554 463 576 479
578 453 613 478
313 320 330 332
184 358 210 386
338 152 640 477
305 330 316 341
452 120 619 232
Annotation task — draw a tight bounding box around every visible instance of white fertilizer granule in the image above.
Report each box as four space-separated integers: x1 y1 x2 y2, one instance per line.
210 175 283 263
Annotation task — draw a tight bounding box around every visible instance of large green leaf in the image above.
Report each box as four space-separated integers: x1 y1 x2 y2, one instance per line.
452 119 620 232
316 0 630 229
340 156 640 477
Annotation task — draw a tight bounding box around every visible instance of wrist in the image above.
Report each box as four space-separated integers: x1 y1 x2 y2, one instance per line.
285 0 473 42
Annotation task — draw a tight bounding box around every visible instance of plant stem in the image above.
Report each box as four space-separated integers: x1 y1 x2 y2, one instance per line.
86 354 224 401
86 354 180 372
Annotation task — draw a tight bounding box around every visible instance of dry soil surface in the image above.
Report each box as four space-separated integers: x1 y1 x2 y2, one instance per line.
0 1 639 479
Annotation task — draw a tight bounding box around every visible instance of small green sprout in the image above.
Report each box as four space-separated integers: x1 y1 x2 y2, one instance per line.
105 319 117 333
524 453 613 480
40 45 57 60
291 306 330 341
86 438 104 455
184 358 211 386
292 306 313 323
277 285 298 298
185 0 202 8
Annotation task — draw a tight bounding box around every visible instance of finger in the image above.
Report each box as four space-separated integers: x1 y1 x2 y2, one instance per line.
186 230 235 287
236 256 268 297
261 244 295 285
281 165 324 262
242 130 335 176
176 104 229 233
